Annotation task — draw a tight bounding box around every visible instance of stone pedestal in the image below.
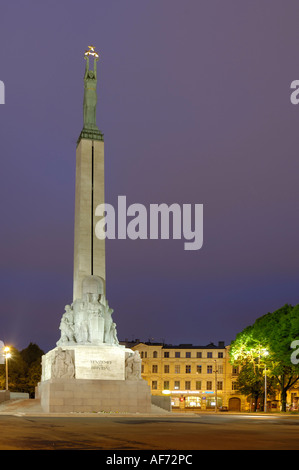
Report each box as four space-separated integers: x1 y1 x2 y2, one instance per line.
37 378 151 414
41 344 128 381
38 344 151 413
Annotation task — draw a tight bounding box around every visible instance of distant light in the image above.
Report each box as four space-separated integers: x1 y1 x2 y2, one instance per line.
162 390 171 395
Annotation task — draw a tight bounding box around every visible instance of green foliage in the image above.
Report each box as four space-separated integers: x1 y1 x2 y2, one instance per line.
230 304 299 411
0 343 44 397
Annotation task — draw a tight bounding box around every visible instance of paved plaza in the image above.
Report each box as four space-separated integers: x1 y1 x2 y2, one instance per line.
0 399 298 451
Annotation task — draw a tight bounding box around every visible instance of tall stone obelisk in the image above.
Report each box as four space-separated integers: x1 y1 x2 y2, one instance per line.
37 47 151 414
73 46 105 301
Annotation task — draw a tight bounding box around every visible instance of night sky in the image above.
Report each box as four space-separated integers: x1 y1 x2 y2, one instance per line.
1 1 299 353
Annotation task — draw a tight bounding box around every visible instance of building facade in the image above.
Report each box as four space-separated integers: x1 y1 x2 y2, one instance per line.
129 341 246 411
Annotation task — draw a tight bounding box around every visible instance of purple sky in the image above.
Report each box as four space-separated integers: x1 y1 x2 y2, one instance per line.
1 1 299 352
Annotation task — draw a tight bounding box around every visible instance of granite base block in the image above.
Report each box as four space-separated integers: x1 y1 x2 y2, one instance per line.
37 378 151 414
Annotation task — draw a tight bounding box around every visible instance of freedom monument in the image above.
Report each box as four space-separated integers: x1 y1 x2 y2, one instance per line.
37 47 151 413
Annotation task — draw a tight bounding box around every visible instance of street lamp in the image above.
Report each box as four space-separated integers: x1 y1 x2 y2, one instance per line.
214 360 218 413
4 347 11 391
258 348 269 413
263 350 269 413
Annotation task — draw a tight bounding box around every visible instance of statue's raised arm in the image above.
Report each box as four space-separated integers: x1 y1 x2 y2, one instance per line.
84 55 90 79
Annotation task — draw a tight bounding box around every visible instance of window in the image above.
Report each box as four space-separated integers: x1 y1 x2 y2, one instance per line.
217 381 223 390
164 351 169 358
218 352 223 358
164 365 170 373
152 365 158 373
218 365 223 374
196 381 201 390
186 352 191 358
174 381 180 390
152 381 157 390
207 352 213 358
153 351 158 358
197 352 202 358
141 365 144 373
197 365 202 374
207 365 213 374
185 381 191 390
232 382 238 390
175 352 180 358
163 381 170 390
206 381 212 390
140 352 144 358
174 365 180 374
232 366 239 375
185 365 191 374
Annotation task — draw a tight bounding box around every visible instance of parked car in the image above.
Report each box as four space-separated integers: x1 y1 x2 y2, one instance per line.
219 406 228 412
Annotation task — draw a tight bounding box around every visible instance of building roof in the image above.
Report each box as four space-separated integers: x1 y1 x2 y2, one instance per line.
120 340 226 349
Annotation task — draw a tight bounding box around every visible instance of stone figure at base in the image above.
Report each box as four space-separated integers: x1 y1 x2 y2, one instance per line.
57 305 75 344
56 286 120 347
51 348 75 379
125 351 142 381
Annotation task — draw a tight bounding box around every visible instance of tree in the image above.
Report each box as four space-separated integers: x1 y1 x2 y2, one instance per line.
0 347 27 392
20 343 44 367
0 343 44 397
234 359 278 411
234 360 264 411
230 304 299 412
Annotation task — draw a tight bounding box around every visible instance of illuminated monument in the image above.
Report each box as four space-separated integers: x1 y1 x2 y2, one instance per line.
37 47 151 413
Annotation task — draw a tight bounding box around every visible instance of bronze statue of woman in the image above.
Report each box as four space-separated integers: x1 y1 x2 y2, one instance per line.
83 54 99 130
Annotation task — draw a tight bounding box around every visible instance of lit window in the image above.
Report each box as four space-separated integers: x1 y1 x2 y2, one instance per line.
152 381 157 390
206 381 212 390
174 381 180 390
232 382 238 390
185 381 191 390
196 381 201 390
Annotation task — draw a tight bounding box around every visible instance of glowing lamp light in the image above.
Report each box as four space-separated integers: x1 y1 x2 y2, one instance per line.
162 390 171 395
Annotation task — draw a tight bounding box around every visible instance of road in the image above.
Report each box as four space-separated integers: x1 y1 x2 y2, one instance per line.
0 410 298 450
